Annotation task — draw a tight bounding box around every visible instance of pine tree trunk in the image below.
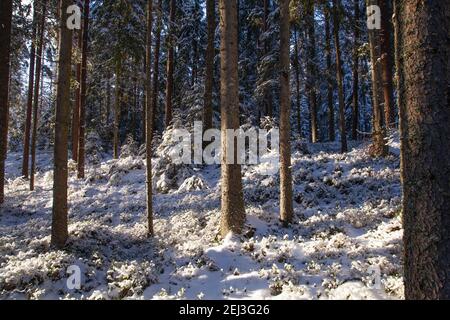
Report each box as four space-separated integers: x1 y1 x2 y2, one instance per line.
113 59 121 159
203 0 215 132
22 5 37 178
400 0 450 300
219 0 245 237
366 0 387 157
325 3 335 142
145 0 154 237
351 0 360 140
165 0 175 128
0 0 12 204
306 1 318 143
51 0 73 248
333 0 347 153
152 0 162 132
279 0 293 225
77 0 90 179
30 0 47 191
72 28 81 162
293 27 301 137
379 0 395 128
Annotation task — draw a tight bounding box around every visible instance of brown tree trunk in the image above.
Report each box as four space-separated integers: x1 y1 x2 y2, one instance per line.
325 2 335 142
306 0 318 143
51 0 73 248
399 0 450 300
72 28 81 162
0 0 12 204
145 0 154 237
332 0 347 153
152 0 162 132
366 0 387 157
165 0 175 128
379 0 395 129
113 58 122 159
279 0 293 225
219 0 245 237
77 0 90 179
293 27 301 137
351 0 360 140
203 0 215 132
22 5 37 178
30 0 47 191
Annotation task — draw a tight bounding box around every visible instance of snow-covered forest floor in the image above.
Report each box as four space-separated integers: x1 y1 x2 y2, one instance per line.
0 136 404 300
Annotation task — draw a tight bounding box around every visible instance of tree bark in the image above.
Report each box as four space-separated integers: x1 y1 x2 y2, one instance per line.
51 0 73 248
72 29 81 162
400 0 450 300
219 0 245 237
351 0 360 140
145 0 154 237
332 0 347 153
30 0 47 191
325 2 335 142
293 27 302 137
22 4 38 178
203 0 215 132
77 0 90 179
0 0 12 204
279 0 293 225
164 0 175 128
306 1 318 143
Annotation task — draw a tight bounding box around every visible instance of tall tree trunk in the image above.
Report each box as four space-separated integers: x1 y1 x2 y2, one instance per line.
351 0 360 140
325 2 335 142
30 0 47 191
152 0 162 132
332 0 347 153
293 27 301 137
72 28 81 162
22 5 37 178
0 0 12 204
164 0 175 128
113 58 122 159
366 0 387 157
203 0 215 132
379 0 395 128
306 0 318 143
279 0 293 225
145 0 154 237
219 0 245 237
51 0 73 248
77 0 90 179
399 0 450 300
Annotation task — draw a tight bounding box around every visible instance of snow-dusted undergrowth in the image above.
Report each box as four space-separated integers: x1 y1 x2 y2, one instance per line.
0 138 403 300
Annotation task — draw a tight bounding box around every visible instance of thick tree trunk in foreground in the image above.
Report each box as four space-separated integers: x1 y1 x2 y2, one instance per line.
77 0 90 179
145 0 154 237
219 0 245 237
22 5 38 178
0 0 12 204
203 0 215 132
399 0 450 300
164 0 175 128
351 0 360 140
279 0 293 225
30 0 47 191
333 0 347 153
52 0 73 248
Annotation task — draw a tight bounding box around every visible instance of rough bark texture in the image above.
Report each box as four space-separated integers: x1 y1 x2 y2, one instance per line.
77 0 90 179
22 5 37 178
30 0 47 191
325 3 334 142
51 0 73 248
306 0 318 143
145 0 154 237
351 0 360 140
400 0 450 300
379 0 395 128
72 28 82 162
0 0 12 204
202 0 215 132
333 0 347 153
279 0 293 224
219 0 245 237
164 0 175 128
